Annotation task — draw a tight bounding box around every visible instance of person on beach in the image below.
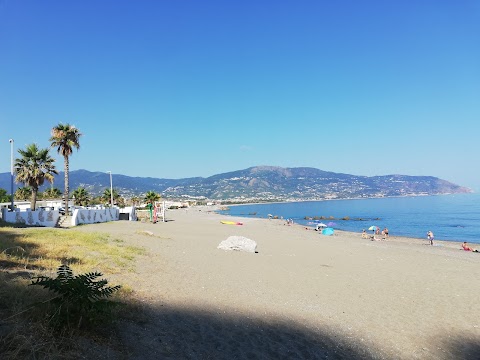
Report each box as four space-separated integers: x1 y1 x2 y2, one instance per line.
383 228 389 239
427 231 434 245
362 229 368 238
147 202 154 222
462 242 479 252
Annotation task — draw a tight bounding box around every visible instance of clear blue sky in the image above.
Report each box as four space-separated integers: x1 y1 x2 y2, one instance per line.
1 1 479 190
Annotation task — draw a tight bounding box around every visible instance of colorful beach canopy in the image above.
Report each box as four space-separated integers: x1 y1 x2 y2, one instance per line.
322 227 334 236
368 226 378 231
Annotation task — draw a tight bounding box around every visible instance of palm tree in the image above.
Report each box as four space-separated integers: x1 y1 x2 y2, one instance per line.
130 196 140 206
90 196 102 205
0 188 10 203
15 187 32 201
102 188 120 206
116 196 126 208
14 144 58 210
72 187 90 206
49 123 82 214
43 187 62 199
144 190 160 205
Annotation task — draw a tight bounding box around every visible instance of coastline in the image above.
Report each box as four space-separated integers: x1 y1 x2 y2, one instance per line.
217 205 471 250
216 193 480 244
74 207 480 359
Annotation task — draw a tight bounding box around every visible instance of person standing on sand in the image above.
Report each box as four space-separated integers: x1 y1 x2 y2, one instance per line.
427 231 434 245
147 202 154 222
383 228 389 239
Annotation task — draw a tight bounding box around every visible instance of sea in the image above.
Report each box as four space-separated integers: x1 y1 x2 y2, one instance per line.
218 193 480 244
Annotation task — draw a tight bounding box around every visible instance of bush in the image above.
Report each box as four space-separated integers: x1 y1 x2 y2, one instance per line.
30 264 121 330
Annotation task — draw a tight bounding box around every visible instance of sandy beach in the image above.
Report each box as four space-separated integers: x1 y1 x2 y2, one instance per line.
75 207 480 359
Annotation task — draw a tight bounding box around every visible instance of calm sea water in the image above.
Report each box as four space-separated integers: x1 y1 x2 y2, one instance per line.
218 193 480 244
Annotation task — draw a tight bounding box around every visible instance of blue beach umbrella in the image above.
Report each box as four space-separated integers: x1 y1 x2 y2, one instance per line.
322 227 334 236
368 226 378 232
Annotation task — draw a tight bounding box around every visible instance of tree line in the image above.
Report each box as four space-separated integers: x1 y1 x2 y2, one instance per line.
2 124 162 212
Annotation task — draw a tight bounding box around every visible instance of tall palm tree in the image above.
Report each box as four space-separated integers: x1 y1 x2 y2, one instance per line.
49 123 82 214
14 144 58 210
72 186 90 206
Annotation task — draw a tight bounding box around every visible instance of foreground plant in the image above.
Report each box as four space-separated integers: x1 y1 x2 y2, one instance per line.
30 264 121 329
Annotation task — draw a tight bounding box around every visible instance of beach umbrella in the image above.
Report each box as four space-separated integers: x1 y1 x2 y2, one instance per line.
322 227 334 236
368 226 378 231
315 223 327 231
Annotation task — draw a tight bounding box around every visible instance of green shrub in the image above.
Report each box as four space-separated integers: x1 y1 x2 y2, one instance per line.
30 264 121 329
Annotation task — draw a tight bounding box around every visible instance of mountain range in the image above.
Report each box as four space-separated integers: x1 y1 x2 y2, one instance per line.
0 166 472 202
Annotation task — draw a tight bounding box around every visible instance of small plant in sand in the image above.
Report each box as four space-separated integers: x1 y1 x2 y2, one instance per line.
30 264 121 329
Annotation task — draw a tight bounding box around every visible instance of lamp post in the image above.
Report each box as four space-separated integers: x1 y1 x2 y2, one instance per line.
107 171 113 207
9 139 14 211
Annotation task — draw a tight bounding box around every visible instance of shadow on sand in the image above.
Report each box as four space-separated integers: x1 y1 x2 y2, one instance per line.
114 302 480 360
1 278 479 360
117 303 378 359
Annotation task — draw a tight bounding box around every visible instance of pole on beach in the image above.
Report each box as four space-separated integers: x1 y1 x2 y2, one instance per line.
9 139 14 211
162 200 166 222
108 171 113 207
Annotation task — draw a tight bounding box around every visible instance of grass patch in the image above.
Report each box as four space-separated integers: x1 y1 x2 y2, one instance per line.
0 227 145 274
0 225 146 358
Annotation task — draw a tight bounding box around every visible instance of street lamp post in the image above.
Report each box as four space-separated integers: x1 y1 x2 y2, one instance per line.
108 171 113 207
9 139 14 211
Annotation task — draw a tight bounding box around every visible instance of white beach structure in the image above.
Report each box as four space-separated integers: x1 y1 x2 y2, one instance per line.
1 207 60 227
1 201 137 227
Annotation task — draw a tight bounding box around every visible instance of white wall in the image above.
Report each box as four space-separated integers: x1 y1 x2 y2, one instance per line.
72 208 119 226
1 208 60 227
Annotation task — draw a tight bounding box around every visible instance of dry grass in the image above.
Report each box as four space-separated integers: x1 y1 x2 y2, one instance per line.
0 227 145 274
0 224 146 359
